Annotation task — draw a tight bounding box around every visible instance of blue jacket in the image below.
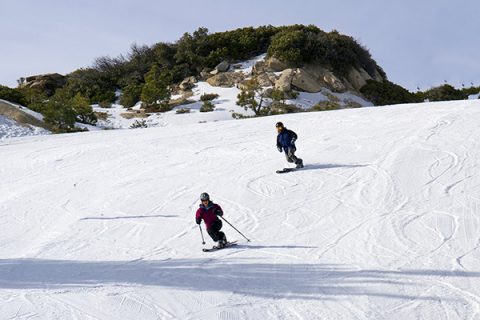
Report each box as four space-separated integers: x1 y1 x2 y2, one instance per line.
277 128 298 151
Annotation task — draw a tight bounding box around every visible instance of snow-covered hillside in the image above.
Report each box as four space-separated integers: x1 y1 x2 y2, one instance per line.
1 100 480 319
0 99 50 140
0 115 49 140
94 54 372 129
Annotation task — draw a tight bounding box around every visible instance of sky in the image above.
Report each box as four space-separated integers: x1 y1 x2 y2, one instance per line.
0 0 479 91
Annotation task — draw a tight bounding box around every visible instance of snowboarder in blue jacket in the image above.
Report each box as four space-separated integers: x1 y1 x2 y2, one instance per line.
276 122 303 168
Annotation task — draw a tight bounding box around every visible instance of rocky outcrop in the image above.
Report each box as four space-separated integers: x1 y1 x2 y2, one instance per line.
206 72 244 87
274 69 295 93
210 61 230 75
215 61 230 72
291 69 323 93
22 73 66 96
179 76 197 91
254 57 290 74
256 73 276 87
347 68 373 91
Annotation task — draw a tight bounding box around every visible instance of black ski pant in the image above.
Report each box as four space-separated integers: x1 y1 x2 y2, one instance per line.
285 147 302 165
207 219 226 242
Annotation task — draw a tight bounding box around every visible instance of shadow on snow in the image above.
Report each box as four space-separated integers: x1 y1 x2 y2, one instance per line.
0 258 477 302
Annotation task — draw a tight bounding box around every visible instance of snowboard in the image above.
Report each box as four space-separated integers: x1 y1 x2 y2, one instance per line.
202 241 238 252
276 168 297 174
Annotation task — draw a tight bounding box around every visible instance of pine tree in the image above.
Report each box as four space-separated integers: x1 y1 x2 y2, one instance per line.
236 77 267 116
71 93 97 125
43 88 76 131
141 64 171 111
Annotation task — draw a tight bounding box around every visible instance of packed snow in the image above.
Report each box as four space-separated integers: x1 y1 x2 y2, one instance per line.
1 100 480 319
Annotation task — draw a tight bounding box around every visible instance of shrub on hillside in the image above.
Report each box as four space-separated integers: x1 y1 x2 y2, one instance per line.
311 101 341 111
175 108 191 114
270 102 301 115
200 93 219 101
200 101 215 112
461 86 480 96
0 85 26 105
120 83 143 108
66 68 116 105
130 119 148 128
422 84 468 102
360 80 420 106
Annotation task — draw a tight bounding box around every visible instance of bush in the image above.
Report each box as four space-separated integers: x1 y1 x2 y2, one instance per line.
130 119 148 128
311 101 341 111
0 85 26 105
176 108 191 114
42 88 77 132
422 84 468 102
200 101 215 112
119 83 143 108
200 93 219 101
270 102 302 115
461 86 480 96
360 80 420 106
65 69 116 104
140 64 171 111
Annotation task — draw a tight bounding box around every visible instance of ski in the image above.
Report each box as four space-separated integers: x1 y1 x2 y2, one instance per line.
276 168 297 174
202 241 238 252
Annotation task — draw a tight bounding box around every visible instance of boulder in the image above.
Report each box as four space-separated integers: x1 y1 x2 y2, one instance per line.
300 64 347 92
347 68 371 91
179 76 197 91
256 73 275 87
291 68 323 93
23 73 67 96
206 72 244 87
215 60 230 72
264 57 289 72
254 57 289 74
323 71 347 92
274 69 295 92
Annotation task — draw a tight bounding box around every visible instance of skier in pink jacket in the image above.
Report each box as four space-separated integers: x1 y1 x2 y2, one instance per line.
195 193 228 247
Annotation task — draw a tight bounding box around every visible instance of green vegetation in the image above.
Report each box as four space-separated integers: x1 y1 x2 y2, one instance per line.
0 85 26 105
311 101 341 111
199 101 215 112
140 64 171 111
360 80 420 106
3 24 479 131
176 108 191 114
236 78 268 116
420 84 468 102
200 93 220 101
130 119 148 128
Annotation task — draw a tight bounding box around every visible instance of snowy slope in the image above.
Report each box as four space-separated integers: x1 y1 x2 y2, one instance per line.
0 99 50 140
0 115 49 140
1 100 480 319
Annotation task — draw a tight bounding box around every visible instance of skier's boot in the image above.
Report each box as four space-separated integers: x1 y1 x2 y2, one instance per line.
217 234 227 247
296 159 304 169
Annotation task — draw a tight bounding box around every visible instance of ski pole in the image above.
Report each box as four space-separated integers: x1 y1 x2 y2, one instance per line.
220 216 250 242
199 225 206 245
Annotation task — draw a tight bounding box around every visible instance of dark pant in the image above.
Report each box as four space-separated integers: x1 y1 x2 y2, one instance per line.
207 219 226 242
285 147 302 165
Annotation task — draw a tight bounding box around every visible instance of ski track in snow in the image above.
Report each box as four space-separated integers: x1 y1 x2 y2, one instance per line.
1 100 480 319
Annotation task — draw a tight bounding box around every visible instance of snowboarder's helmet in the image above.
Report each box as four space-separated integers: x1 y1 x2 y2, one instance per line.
200 192 210 201
275 122 284 128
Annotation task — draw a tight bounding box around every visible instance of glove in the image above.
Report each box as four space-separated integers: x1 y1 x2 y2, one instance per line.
277 146 282 152
291 138 296 145
215 209 223 216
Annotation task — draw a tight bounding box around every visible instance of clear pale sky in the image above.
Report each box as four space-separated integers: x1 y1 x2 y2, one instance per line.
1 0 478 90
